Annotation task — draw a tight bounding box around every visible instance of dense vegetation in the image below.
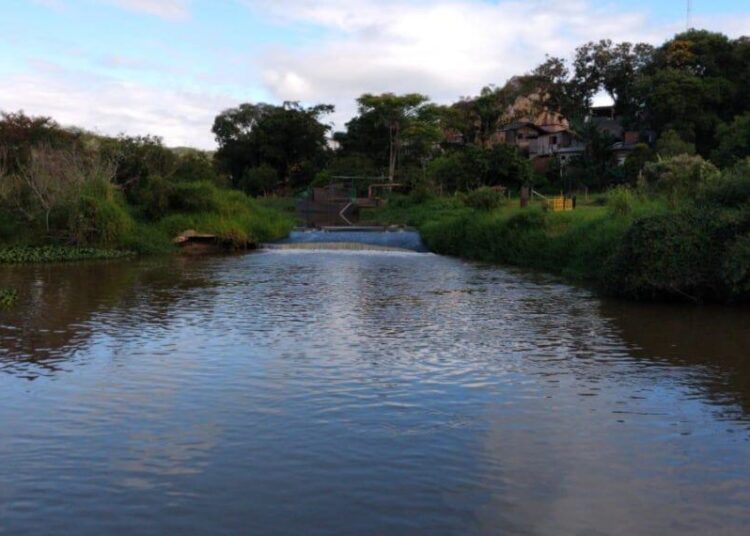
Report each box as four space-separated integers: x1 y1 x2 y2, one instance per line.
364 157 750 303
0 112 294 261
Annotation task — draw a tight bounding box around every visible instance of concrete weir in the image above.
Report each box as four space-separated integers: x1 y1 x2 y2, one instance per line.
269 226 428 252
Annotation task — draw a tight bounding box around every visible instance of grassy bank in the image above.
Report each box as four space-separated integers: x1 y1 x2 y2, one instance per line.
0 181 295 263
363 185 750 303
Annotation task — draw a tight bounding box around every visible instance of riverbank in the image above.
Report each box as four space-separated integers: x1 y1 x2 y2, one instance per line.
362 192 750 303
0 185 295 263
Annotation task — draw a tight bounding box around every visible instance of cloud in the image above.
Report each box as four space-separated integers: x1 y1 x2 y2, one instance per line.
0 62 231 148
103 0 190 20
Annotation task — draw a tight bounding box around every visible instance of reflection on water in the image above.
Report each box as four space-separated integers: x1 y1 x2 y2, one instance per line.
1 251 750 534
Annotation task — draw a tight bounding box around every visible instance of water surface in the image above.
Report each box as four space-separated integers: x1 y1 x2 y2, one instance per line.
1 249 750 534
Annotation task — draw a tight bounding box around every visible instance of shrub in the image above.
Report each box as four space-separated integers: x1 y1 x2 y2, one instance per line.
239 164 278 196
464 187 505 211
642 155 720 206
606 208 728 301
131 175 173 220
168 181 219 213
173 150 223 185
712 113 750 168
69 194 134 247
655 129 696 158
698 159 750 208
607 186 635 217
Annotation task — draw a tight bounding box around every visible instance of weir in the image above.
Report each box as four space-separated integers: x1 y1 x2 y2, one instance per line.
270 227 428 252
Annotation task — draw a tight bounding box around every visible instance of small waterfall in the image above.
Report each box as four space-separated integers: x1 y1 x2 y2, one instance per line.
268 228 428 252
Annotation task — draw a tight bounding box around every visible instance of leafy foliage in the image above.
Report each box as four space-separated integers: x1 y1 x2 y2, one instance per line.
0 246 134 264
464 187 506 211
0 288 18 308
213 102 333 191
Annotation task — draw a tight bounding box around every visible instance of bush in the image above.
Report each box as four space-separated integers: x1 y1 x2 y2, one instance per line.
239 164 278 196
655 129 696 158
69 194 134 247
132 175 174 220
699 159 750 208
607 186 635 217
712 113 750 168
605 208 732 301
642 155 720 206
168 181 219 213
173 150 223 185
464 187 505 211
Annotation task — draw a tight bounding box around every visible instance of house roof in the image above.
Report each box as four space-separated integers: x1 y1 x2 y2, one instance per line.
499 121 547 134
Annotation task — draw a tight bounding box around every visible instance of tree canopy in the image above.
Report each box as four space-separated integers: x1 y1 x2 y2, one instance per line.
213 101 334 192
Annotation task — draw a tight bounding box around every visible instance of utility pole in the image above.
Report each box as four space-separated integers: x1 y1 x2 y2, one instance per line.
687 0 693 30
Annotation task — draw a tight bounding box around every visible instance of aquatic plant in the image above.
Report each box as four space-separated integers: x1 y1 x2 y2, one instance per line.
0 288 18 308
0 246 134 264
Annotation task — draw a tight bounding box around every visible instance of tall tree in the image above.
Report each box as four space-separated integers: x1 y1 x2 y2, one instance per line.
355 93 431 181
572 40 654 118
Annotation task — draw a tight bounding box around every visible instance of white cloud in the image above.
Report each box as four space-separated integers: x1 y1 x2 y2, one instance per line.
103 0 190 20
0 63 231 148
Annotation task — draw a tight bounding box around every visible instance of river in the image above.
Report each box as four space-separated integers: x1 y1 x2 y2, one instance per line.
1 244 750 534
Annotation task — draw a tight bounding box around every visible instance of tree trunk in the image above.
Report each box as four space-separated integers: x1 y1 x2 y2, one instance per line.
388 125 397 182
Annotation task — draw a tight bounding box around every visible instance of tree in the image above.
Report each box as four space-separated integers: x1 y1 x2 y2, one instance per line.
532 56 587 120
213 102 334 192
239 164 278 197
173 150 224 185
572 40 654 118
355 93 431 181
656 130 696 158
622 144 656 184
98 134 177 191
712 113 750 168
635 68 730 156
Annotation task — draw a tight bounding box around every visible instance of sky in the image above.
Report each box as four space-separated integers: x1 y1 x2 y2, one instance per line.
1 0 748 149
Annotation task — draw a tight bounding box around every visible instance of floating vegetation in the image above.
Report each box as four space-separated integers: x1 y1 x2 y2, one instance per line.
0 246 135 264
0 288 18 308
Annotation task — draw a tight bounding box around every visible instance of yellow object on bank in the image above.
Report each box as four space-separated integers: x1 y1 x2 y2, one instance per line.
548 196 574 212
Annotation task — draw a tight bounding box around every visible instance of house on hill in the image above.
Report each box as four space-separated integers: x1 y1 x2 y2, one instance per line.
495 121 586 172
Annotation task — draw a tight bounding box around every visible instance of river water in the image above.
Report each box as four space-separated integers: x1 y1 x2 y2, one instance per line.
1 243 750 534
